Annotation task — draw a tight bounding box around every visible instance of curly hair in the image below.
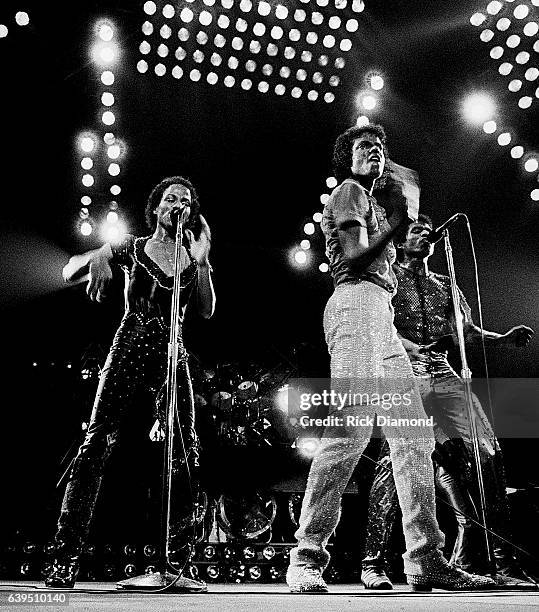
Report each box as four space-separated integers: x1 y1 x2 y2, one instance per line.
332 124 389 184
144 176 202 239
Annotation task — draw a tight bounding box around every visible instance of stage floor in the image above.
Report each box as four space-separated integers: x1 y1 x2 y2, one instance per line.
1 582 539 611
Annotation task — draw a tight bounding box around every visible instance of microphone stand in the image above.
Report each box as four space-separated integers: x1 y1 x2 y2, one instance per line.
118 216 194 590
443 229 496 575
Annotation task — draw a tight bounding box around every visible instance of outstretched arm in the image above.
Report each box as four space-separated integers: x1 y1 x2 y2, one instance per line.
62 243 113 302
464 322 534 347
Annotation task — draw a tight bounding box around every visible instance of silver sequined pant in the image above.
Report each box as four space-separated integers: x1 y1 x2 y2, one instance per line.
290 282 445 575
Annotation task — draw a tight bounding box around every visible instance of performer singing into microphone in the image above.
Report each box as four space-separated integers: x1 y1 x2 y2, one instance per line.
361 215 535 589
286 124 494 593
45 176 215 590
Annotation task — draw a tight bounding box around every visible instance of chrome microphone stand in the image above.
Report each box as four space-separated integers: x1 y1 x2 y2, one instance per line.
443 229 495 574
118 215 196 590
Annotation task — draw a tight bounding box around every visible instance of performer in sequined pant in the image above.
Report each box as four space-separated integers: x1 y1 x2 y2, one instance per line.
45 176 215 589
286 124 494 593
361 215 535 589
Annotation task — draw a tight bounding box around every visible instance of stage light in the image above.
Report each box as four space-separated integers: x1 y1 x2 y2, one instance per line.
0 25 7 38
498 132 511 145
275 84 285 95
294 9 306 22
507 34 521 48
142 21 153 36
203 545 216 560
319 263 329 273
80 221 93 236
81 195 92 206
487 1 503 15
143 1 156 15
262 546 276 560
518 95 532 107
93 42 119 65
15 12 30 27
514 5 530 20
80 135 96 153
101 220 126 243
300 239 311 250
108 163 120 176
240 0 253 12
323 34 336 48
289 29 301 42
329 16 341 30
195 50 205 63
101 71 114 85
163 3 175 18
531 189 539 201
301 50 313 62
178 28 189 42
483 120 497 133
516 51 530 64
246 59 256 72
480 29 495 42
497 18 511 31
275 5 288 20
490 45 504 59
224 75 235 87
199 11 212 27
511 145 524 158
258 81 269 93
206 565 220 579
307 90 318 101
107 144 121 159
249 566 262 580
306 31 318 44
236 18 248 32
525 67 539 80
211 53 222 66
352 0 365 12
297 437 320 458
158 44 169 57
362 94 377 110
313 71 323 83
280 66 291 78
155 63 166 76
207 71 218 84
463 93 496 124
523 22 539 36
294 250 307 265
107 211 119 223
102 111 115 126
524 157 538 172
203 0 216 5
241 78 253 90
509 78 523 91
356 114 370 127
340 39 353 52
318 194 329 206
271 26 284 40
104 132 115 145
258 1 271 17
471 12 486 26
499 62 513 75
81 157 93 170
222 0 233 7
180 8 194 23
243 546 256 560
82 174 94 187
101 92 115 108
97 22 114 42
143 544 157 558
111 185 121 195
312 12 324 26
304 222 315 235
296 69 307 80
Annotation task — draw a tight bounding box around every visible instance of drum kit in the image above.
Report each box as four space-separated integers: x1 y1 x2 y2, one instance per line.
189 359 298 541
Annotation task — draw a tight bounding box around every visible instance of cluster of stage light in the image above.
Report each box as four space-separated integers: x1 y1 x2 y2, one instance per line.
2 540 302 583
0 11 30 39
76 21 129 239
470 1 539 200
137 0 366 102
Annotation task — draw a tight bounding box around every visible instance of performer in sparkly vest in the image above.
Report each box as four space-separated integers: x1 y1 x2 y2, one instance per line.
361 215 534 590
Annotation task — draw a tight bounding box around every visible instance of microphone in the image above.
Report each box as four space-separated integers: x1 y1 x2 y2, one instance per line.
170 206 186 226
427 213 464 244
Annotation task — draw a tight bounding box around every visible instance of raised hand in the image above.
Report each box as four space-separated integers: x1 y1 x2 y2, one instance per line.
502 325 534 347
186 214 211 265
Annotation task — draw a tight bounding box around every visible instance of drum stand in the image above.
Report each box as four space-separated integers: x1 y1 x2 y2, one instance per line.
443 229 496 574
118 218 201 591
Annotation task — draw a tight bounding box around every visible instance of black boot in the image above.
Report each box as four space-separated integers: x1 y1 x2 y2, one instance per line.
362 440 398 590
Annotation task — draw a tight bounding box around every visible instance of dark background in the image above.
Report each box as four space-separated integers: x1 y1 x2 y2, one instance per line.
0 0 537 551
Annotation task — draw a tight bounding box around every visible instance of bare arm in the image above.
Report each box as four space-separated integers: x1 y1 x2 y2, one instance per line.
63 243 113 302
464 322 534 347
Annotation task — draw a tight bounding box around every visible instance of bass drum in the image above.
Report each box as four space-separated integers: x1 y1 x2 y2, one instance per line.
216 492 277 540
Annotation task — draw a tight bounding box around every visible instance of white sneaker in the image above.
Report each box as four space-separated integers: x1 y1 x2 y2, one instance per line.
286 565 328 593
